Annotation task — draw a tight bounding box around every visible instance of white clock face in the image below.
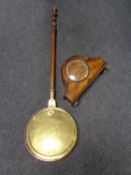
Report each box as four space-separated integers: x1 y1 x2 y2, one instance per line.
66 60 89 81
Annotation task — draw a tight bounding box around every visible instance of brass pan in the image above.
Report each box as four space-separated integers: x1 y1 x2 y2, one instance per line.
25 106 77 161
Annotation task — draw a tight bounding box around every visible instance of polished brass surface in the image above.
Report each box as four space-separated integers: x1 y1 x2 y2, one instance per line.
25 107 77 161
66 59 89 81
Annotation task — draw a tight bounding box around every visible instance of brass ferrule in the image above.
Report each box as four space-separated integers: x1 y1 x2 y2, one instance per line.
50 89 54 99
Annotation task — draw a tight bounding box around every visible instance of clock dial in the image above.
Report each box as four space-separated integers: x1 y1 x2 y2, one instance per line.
66 60 89 81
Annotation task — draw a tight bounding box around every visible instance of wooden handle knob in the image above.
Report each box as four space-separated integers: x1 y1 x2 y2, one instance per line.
52 7 57 27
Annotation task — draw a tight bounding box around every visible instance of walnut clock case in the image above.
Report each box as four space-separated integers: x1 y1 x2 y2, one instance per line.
61 55 108 105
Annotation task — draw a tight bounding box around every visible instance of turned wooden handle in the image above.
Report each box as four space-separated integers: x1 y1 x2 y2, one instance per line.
50 7 57 99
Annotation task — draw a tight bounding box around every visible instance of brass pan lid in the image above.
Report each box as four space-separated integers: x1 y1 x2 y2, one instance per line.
25 107 77 161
